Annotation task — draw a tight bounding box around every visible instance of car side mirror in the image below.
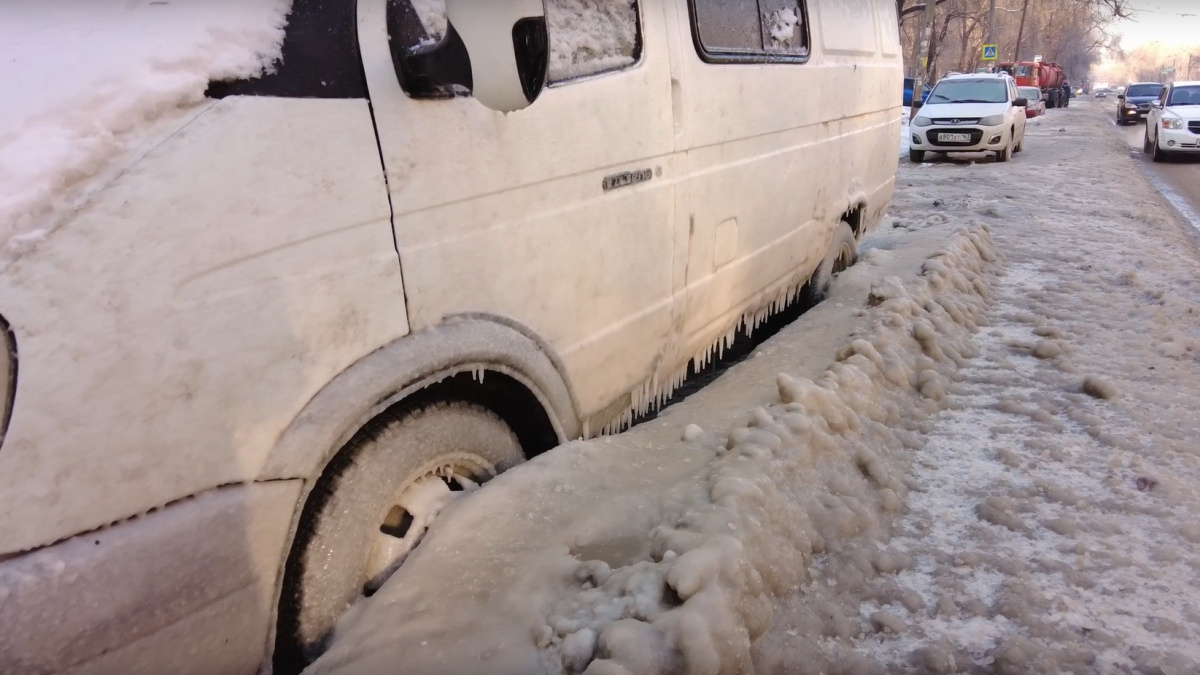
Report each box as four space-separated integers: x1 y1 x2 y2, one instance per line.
912 100 924 110
1150 100 1162 108
1013 98 1028 107
408 0 549 112
1117 94 1125 101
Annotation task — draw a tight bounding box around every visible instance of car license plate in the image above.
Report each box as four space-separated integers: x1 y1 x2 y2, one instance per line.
941 133 970 142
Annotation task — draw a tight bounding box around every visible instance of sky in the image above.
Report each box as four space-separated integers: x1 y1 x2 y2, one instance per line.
1109 0 1200 50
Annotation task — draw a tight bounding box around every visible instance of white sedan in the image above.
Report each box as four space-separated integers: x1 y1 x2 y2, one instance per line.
1145 81 1200 162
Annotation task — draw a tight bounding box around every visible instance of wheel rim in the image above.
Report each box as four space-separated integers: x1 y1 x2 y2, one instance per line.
364 460 489 592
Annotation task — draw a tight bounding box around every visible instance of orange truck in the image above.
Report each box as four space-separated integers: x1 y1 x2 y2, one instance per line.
999 61 1067 108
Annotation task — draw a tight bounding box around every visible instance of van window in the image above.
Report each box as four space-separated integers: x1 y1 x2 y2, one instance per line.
689 0 809 62
388 0 643 98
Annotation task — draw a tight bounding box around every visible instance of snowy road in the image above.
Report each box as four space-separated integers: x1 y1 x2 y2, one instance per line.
310 104 1200 675
1103 100 1200 235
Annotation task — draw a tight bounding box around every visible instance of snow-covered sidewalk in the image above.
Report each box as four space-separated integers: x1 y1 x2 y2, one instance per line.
310 105 1200 675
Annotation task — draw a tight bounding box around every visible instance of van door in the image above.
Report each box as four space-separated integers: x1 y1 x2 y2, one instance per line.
671 0 828 367
671 0 895 366
357 0 679 431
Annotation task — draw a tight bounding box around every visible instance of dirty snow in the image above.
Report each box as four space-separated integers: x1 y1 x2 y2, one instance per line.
0 0 290 264
310 100 1200 675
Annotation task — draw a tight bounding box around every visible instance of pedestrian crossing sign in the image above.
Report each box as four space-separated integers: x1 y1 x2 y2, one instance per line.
982 44 998 61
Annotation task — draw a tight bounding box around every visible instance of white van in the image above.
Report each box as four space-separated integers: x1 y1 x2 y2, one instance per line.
0 0 900 672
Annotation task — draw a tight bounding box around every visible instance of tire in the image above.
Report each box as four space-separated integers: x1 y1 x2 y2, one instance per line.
802 221 858 305
276 401 525 669
996 136 1012 163
909 149 925 163
1143 129 1153 154
1151 133 1167 163
1014 133 1023 153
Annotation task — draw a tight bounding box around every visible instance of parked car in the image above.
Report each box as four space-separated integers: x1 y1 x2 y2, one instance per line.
1020 86 1046 118
1145 80 1200 161
908 72 1028 163
1119 82 1166 124
0 0 903 673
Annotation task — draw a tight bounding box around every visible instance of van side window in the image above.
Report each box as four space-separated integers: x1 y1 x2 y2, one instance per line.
387 0 643 99
689 0 809 63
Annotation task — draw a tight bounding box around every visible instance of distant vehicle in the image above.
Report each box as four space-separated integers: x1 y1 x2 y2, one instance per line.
904 77 931 106
1020 86 1046 118
1145 81 1200 161
909 73 1028 163
1118 82 1165 125
998 60 1067 108
1095 89 1109 99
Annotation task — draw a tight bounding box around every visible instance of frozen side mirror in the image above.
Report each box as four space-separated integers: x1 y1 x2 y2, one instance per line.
1150 100 1162 109
403 0 548 112
449 0 548 112
1013 98 1028 107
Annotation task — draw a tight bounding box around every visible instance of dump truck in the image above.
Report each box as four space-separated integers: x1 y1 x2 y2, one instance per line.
999 61 1067 108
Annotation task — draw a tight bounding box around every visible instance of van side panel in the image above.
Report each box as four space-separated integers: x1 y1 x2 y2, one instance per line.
674 0 901 368
359 0 680 423
0 97 409 553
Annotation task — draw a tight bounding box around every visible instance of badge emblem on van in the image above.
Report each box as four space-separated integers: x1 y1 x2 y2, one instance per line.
603 168 653 192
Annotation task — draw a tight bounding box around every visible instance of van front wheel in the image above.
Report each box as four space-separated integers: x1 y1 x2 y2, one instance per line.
275 401 525 671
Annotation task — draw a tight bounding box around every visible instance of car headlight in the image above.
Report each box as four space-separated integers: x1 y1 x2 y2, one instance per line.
912 116 933 127
1125 103 1137 109
978 114 1005 126
1163 118 1185 130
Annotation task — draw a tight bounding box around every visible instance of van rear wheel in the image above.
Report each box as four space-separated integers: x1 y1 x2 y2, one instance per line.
275 401 525 671
803 221 858 305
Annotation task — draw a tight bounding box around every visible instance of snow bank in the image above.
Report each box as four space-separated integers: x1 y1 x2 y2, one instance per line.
0 0 290 263
406 0 639 82
307 223 999 675
539 229 997 675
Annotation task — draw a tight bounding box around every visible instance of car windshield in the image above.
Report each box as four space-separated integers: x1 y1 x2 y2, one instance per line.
1015 65 1033 77
1127 84 1162 97
927 79 1008 104
1019 87 1040 101
1167 85 1200 106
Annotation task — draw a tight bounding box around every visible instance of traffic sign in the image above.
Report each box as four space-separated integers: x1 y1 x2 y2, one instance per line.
981 44 998 61
1034 54 1043 63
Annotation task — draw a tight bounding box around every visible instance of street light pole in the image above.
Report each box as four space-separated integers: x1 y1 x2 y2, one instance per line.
984 0 996 72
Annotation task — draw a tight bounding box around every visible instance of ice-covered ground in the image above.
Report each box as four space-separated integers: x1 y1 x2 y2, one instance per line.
311 103 1200 675
0 0 289 261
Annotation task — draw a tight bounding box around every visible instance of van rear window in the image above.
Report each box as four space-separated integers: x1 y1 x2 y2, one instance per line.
689 0 809 62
